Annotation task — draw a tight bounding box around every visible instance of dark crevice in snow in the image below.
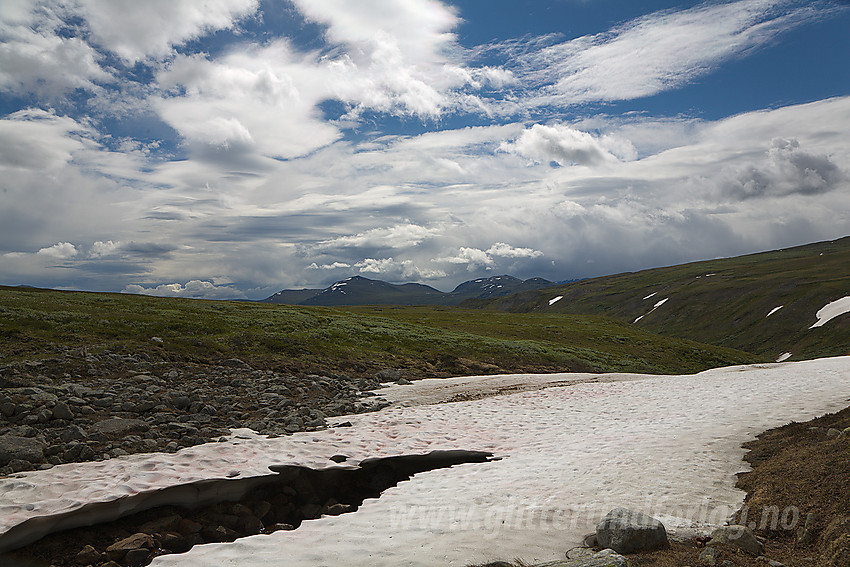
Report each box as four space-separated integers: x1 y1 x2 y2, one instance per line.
2 450 495 566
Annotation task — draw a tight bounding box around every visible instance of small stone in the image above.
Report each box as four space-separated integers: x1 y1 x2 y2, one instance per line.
177 518 203 535
324 503 354 516
239 514 265 534
105 533 155 560
123 548 150 566
151 337 164 343
201 524 239 542
265 523 296 533
75 544 101 565
161 532 192 553
709 525 765 556
566 547 596 560
8 459 33 472
329 454 348 463
0 402 18 417
827 428 842 439
252 500 272 520
699 547 719 566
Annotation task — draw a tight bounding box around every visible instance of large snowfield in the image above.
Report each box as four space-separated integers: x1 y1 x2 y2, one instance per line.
2 357 850 566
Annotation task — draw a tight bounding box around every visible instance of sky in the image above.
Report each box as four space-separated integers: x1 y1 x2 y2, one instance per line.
1 0 849 300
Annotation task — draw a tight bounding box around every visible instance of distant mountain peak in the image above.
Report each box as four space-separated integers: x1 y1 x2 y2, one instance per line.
262 274 555 306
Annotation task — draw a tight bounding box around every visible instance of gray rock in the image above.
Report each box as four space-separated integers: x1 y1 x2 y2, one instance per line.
699 546 719 566
566 547 596 560
375 368 403 381
75 544 101 565
124 548 151 565
52 401 74 420
90 417 149 437
596 508 669 554
827 427 842 439
538 549 629 567
0 434 46 466
709 525 764 556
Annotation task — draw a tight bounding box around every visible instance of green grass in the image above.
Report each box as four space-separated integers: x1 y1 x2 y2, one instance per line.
0 286 759 377
468 236 850 362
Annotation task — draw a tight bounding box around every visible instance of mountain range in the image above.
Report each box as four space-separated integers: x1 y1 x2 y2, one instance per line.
262 275 555 306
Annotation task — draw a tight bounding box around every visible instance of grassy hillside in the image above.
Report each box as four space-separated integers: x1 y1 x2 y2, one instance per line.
467 237 850 361
0 286 759 377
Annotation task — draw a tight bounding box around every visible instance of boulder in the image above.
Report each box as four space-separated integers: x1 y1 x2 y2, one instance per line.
52 401 74 420
0 434 46 466
595 508 669 554
709 525 764 556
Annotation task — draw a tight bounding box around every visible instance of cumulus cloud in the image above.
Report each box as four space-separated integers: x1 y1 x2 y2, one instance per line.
443 243 543 270
292 0 469 117
723 138 844 199
76 0 259 63
500 123 636 166
487 242 545 259
352 257 446 281
36 242 78 259
88 240 121 258
0 109 95 169
315 224 438 251
308 262 352 270
155 44 341 162
0 2 111 98
122 280 246 299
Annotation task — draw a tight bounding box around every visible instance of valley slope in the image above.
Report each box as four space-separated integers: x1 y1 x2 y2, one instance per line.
465 237 850 361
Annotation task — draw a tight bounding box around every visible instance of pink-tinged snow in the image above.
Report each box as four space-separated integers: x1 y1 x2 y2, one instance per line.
634 297 669 323
4 359 850 566
809 296 850 328
548 295 563 306
766 306 783 318
776 352 792 362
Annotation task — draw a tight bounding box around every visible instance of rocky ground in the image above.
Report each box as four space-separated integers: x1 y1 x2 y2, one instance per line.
0 348 396 477
3 351 850 567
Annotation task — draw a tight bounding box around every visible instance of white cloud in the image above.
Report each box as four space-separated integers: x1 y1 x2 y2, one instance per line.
89 240 121 258
500 123 635 166
486 242 544 259
353 257 446 281
315 224 438 251
155 44 341 162
510 0 829 107
443 242 544 271
308 262 351 270
0 2 111 98
0 109 93 169
36 242 78 259
122 279 245 299
291 0 474 118
722 138 844 199
77 0 259 63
